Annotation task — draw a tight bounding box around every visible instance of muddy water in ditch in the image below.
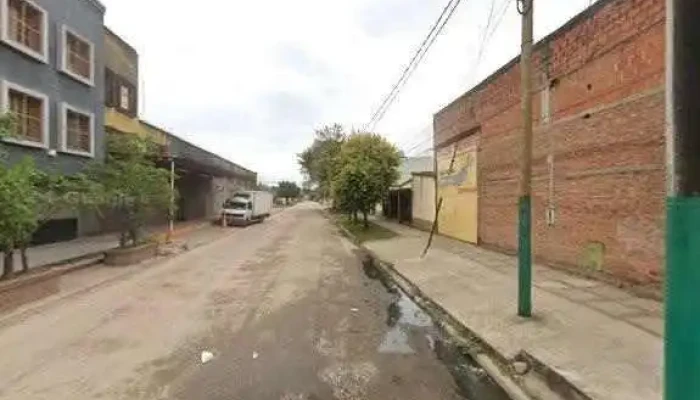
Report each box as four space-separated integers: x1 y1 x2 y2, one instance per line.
362 261 512 400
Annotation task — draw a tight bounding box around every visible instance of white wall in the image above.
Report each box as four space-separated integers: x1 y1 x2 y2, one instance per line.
412 175 436 225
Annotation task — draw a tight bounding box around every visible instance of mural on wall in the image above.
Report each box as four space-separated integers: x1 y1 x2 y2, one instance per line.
437 133 479 243
439 146 477 189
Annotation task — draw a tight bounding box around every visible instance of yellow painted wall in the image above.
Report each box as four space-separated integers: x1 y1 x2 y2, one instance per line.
139 121 168 146
105 109 167 145
437 134 479 243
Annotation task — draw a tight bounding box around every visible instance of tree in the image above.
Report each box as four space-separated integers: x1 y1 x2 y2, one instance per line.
0 114 101 278
332 133 400 228
21 171 102 271
0 158 37 278
256 183 274 192
0 114 13 159
0 115 37 277
89 134 172 248
298 124 346 200
276 181 301 202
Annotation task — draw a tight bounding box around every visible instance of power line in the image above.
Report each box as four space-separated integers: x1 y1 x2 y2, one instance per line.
365 0 457 131
464 0 513 88
399 0 511 159
403 0 510 159
371 0 463 131
365 0 464 132
397 125 431 148
397 124 433 153
405 136 433 156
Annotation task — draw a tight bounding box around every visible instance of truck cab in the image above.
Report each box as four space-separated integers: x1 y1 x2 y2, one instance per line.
222 197 252 225
221 191 273 226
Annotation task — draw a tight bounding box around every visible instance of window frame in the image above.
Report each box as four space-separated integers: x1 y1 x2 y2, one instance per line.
60 102 95 158
60 25 95 87
119 85 130 111
0 79 49 149
0 0 49 63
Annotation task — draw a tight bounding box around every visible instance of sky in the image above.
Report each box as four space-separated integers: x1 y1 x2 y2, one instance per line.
101 0 598 185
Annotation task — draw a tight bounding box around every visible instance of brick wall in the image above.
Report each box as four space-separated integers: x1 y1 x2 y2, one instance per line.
433 0 666 284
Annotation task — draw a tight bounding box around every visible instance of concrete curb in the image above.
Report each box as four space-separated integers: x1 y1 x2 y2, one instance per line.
0 225 240 328
0 255 104 316
325 210 592 400
0 252 105 296
0 220 220 296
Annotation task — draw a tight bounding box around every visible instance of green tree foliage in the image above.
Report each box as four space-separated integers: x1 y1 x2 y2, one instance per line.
276 180 301 202
0 158 37 278
0 114 36 277
89 134 172 248
256 183 273 192
0 113 101 278
332 133 400 228
0 113 14 158
297 124 346 199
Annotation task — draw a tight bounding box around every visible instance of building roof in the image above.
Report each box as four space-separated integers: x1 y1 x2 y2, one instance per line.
140 120 257 179
84 0 106 13
104 26 138 58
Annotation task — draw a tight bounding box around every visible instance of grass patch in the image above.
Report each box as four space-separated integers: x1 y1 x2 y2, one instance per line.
338 217 398 243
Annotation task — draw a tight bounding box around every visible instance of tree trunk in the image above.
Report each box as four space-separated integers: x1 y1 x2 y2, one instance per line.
0 252 6 280
128 228 138 247
352 210 358 223
19 246 28 274
1 250 14 280
363 210 369 229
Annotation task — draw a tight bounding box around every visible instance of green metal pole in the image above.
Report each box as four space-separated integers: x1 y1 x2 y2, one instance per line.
518 0 534 317
518 197 532 316
665 0 700 398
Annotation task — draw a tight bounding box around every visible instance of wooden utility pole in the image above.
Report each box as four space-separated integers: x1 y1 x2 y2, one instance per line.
517 0 534 317
665 0 700 398
168 157 175 242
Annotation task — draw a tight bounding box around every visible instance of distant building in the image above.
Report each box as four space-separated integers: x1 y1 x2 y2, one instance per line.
384 157 435 228
0 0 107 241
102 27 257 224
411 171 436 231
395 156 433 185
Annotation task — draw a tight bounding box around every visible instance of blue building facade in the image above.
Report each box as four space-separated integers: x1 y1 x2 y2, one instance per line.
0 0 106 239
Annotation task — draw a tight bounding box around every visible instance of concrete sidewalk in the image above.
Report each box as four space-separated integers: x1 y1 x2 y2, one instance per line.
16 220 211 272
363 219 662 400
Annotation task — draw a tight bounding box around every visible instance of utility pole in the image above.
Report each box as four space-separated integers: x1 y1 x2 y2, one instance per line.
665 0 700 398
167 157 175 242
517 0 534 317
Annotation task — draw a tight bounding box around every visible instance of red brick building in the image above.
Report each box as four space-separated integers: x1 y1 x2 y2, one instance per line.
433 0 665 285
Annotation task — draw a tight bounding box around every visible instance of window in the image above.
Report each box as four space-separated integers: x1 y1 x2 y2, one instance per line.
1 0 47 62
120 85 130 110
223 200 247 210
105 69 137 117
61 27 94 86
61 103 94 157
1 80 48 147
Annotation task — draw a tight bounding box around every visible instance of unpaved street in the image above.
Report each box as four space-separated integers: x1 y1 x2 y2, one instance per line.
0 203 470 400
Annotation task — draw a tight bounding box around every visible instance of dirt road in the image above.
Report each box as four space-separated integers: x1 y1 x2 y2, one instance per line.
0 203 471 400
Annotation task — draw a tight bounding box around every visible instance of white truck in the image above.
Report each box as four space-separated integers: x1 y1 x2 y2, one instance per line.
221 191 273 226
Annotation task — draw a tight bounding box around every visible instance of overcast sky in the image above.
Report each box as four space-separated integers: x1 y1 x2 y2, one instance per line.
101 0 596 184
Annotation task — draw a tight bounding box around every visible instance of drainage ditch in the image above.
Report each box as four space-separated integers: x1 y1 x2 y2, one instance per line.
361 256 512 400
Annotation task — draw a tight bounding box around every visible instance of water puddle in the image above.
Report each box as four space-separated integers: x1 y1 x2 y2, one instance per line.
378 326 414 354
362 259 512 400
